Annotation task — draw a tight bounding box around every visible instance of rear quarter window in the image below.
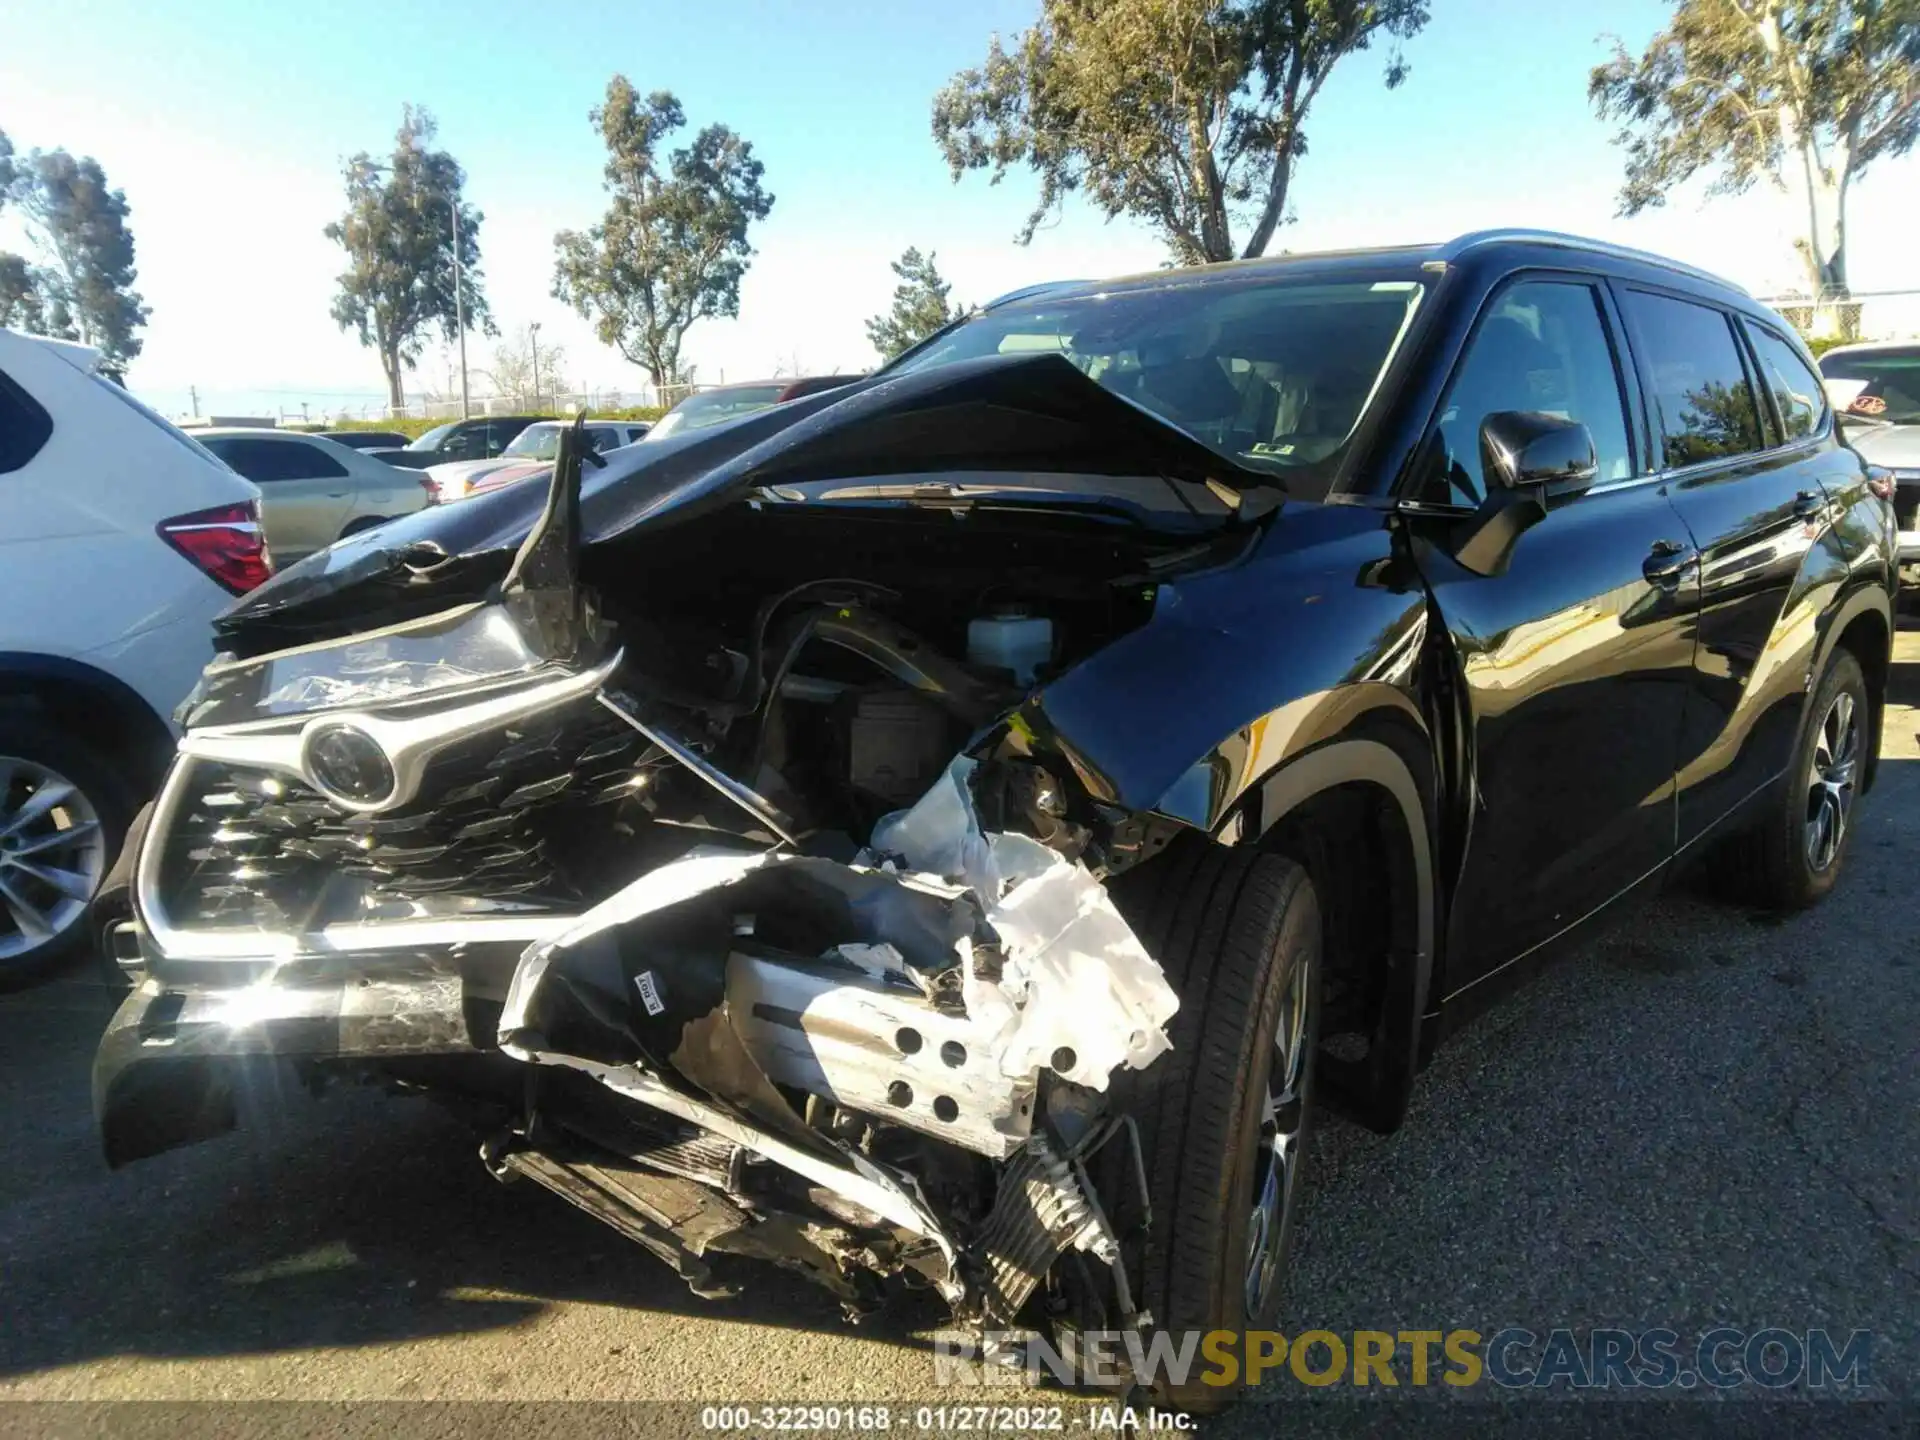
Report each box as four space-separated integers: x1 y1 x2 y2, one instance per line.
0 366 54 473
1744 323 1829 441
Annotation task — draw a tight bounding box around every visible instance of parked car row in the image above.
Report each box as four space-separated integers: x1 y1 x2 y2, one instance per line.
192 428 433 565
424 418 652 504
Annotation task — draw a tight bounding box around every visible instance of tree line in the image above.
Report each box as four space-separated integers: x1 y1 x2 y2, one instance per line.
0 127 148 378
325 0 1920 401
4 2 1914 396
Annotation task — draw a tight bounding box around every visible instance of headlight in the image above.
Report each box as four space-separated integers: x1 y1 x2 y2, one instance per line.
183 603 548 728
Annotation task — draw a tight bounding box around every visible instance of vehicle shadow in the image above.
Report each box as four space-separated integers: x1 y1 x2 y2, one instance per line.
0 977 948 1384
4 667 1915 1397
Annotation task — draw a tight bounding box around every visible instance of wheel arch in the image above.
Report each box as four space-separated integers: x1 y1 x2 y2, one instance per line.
1226 714 1438 1134
1813 583 1892 793
0 652 176 793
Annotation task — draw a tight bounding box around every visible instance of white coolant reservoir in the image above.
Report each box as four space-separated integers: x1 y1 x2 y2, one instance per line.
968 611 1053 686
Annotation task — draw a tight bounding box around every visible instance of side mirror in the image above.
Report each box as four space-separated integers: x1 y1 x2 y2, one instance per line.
1480 411 1598 497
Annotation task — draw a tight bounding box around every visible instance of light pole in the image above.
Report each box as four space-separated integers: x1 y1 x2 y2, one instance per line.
529 321 541 411
451 198 469 419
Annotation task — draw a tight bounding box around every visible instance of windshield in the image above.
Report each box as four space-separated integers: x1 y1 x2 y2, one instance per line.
1821 347 1920 425
646 385 788 441
504 423 565 459
405 421 459 451
885 273 1426 486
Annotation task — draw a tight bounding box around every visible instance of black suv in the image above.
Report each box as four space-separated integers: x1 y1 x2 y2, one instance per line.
94 230 1892 1407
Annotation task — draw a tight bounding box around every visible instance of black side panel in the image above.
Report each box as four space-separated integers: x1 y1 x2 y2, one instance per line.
1412 481 1696 987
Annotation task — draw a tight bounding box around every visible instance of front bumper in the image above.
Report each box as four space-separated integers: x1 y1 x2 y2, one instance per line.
93 931 534 1166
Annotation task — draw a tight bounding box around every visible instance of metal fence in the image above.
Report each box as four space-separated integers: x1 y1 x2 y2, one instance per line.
1753 288 1920 345
389 387 686 420
299 383 706 426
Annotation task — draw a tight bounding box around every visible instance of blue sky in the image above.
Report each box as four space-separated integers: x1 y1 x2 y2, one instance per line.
3 0 1916 418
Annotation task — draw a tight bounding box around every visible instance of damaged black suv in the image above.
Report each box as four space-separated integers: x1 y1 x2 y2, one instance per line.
94 230 1892 1406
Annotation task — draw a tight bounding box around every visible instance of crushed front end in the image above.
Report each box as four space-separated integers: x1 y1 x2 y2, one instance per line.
96 388 1259 1356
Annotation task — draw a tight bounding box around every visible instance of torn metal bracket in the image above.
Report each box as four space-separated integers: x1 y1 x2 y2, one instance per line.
1070 1113 1154 1330
481 1131 740 1300
597 690 801 847
495 1048 962 1274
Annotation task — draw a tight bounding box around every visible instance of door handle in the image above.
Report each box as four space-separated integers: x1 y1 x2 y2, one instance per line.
325 490 350 499
1643 539 1699 589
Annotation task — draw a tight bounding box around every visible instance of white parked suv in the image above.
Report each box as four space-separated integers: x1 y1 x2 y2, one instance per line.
0 328 268 981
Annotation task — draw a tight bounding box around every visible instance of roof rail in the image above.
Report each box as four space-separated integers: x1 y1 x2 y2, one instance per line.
979 279 1090 312
1441 229 1747 295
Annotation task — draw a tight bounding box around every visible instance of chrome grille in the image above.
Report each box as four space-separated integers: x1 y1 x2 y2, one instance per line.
156 702 646 928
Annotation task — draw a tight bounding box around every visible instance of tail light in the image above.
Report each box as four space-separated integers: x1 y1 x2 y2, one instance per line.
157 500 272 594
417 473 439 503
1865 465 1895 502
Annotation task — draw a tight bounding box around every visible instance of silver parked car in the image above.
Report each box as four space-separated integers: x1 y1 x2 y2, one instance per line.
193 429 432 565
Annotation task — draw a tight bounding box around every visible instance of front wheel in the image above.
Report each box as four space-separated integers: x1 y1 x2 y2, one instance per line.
1107 845 1321 1408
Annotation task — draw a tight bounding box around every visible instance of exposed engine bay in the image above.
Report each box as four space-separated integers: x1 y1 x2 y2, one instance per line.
108 395 1269 1363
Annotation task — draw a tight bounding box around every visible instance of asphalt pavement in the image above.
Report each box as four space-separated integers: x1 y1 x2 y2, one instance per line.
2 633 1917 1430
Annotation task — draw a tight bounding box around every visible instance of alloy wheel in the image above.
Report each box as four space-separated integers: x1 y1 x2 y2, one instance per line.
1245 949 1312 1316
1803 690 1861 875
0 755 105 964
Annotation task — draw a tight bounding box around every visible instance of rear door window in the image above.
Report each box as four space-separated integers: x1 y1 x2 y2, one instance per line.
201 437 348 482
0 366 54 473
1620 291 1766 468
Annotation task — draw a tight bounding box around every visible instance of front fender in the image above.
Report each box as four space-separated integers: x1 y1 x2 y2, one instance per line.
1018 503 1440 1133
1022 502 1431 825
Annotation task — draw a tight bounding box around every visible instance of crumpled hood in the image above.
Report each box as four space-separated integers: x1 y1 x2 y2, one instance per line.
215 352 1261 650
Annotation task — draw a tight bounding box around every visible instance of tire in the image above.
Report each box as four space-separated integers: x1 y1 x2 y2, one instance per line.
1106 843 1321 1409
1726 647 1869 911
0 718 135 988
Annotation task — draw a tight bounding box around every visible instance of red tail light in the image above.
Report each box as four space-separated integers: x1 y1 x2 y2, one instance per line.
157 500 272 594
417 473 438 502
1866 465 1895 502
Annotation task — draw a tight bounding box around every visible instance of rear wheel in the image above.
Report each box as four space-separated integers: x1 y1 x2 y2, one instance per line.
337 515 391 541
1723 648 1868 912
0 720 132 987
1107 844 1321 1408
